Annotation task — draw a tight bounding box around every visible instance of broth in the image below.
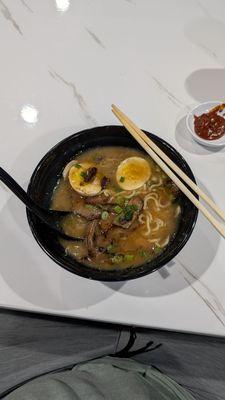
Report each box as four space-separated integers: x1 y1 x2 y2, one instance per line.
51 146 181 270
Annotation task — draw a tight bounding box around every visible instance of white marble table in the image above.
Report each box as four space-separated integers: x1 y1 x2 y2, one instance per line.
0 0 225 336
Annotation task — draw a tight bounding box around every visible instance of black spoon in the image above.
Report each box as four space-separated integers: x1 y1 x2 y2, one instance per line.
0 167 83 241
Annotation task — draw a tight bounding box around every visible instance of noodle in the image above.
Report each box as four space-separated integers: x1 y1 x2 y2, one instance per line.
103 189 113 197
144 214 151 236
148 238 160 244
146 211 153 223
124 190 136 199
139 212 153 236
136 183 147 194
138 214 145 224
144 190 171 210
148 177 163 191
151 218 164 232
160 235 170 247
143 193 160 210
114 184 148 200
114 190 135 198
174 205 181 218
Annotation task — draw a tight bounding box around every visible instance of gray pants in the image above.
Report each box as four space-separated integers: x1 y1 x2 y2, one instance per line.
0 309 224 400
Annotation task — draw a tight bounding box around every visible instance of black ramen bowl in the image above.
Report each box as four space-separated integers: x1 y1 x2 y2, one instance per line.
27 125 198 281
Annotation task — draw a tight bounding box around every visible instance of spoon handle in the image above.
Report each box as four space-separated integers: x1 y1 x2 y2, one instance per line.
0 167 45 220
0 167 82 241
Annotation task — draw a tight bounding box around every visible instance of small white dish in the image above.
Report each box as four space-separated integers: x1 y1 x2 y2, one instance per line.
186 101 225 148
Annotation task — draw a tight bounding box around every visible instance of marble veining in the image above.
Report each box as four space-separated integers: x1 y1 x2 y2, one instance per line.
19 0 33 13
150 75 187 109
49 70 97 126
197 42 220 63
185 18 225 68
182 274 225 327
195 0 211 18
178 259 225 327
0 0 23 35
85 28 105 49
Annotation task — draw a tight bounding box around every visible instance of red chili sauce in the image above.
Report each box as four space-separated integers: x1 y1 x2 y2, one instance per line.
194 104 225 140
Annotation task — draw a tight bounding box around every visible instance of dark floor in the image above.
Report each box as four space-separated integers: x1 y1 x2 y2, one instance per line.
0 309 224 399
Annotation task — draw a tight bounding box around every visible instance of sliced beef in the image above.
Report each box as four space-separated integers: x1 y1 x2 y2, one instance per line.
170 182 180 197
86 220 98 254
84 196 143 258
164 179 180 197
99 213 114 234
113 212 137 229
72 201 101 220
86 193 111 205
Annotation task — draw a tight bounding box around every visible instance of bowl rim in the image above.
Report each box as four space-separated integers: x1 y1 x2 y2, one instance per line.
186 101 225 148
26 125 198 281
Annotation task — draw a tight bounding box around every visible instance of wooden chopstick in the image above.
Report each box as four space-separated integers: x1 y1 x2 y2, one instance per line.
112 104 225 223
111 104 225 239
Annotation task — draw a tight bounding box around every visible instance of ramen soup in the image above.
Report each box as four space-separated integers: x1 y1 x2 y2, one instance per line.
51 146 181 270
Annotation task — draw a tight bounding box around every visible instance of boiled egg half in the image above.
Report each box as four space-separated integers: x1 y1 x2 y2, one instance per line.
116 157 151 190
67 162 102 196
